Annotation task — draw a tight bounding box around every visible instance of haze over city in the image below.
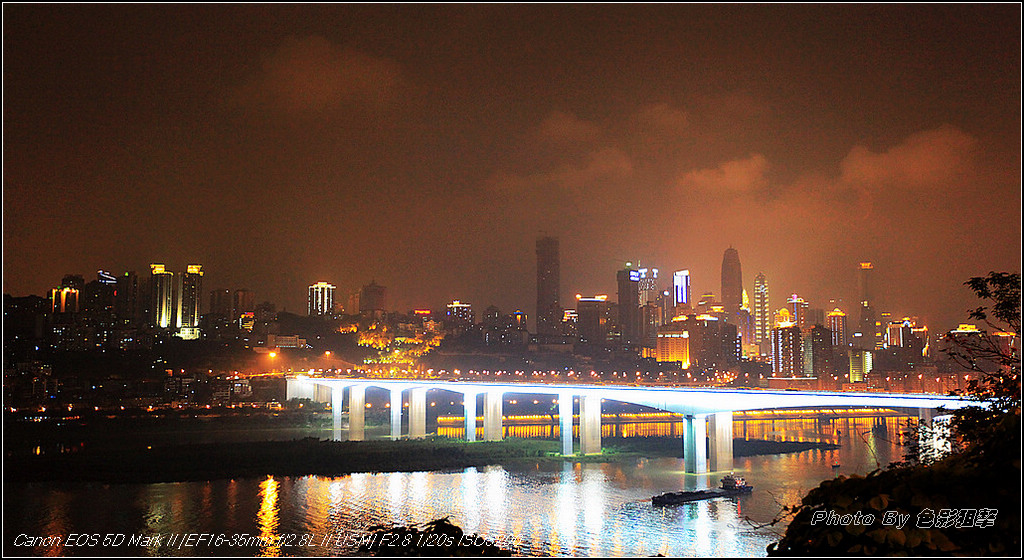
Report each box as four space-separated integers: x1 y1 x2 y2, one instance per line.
4 4 1020 332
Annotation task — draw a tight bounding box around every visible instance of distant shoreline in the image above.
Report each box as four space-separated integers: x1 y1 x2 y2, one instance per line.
5 436 840 485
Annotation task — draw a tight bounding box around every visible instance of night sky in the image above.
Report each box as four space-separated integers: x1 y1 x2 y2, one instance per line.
3 5 1020 329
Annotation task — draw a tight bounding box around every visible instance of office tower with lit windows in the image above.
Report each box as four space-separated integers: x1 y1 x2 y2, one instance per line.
672 270 691 314
617 266 641 345
150 264 175 328
536 236 561 338
753 272 769 345
177 265 203 329
721 247 743 315
308 282 335 316
828 308 849 348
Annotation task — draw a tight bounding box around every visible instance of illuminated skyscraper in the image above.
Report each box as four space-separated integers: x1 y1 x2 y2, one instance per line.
617 265 641 345
637 267 659 306
176 264 203 329
721 247 743 315
788 294 810 328
150 264 174 328
536 236 561 338
828 308 849 348
308 281 335 316
856 262 878 349
771 323 802 377
672 270 691 313
753 272 769 344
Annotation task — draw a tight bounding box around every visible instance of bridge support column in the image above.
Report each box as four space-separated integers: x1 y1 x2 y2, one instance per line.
708 411 734 472
559 392 574 456
332 387 345 441
683 414 708 473
390 389 403 439
410 388 427 439
314 384 332 405
580 395 602 455
483 391 503 441
348 385 365 442
463 392 478 442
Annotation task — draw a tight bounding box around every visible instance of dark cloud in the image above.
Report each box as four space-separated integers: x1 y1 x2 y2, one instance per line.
231 35 403 116
3 5 1019 332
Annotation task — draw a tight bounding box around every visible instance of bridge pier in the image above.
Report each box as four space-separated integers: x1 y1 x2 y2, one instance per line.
390 389 403 439
683 414 708 473
708 411 734 472
349 385 365 441
463 391 478 442
332 387 345 441
559 392 573 455
580 395 602 455
410 388 427 439
483 391 503 441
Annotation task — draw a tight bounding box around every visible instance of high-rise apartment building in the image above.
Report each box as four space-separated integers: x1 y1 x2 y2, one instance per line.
308 282 335 316
771 323 802 377
753 272 769 345
177 265 203 329
536 236 561 338
721 247 743 315
150 264 175 328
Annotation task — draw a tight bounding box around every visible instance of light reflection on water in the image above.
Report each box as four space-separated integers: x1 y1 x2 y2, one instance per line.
4 416 906 557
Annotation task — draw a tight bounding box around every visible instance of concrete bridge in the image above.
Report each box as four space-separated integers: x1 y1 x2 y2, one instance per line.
286 376 970 473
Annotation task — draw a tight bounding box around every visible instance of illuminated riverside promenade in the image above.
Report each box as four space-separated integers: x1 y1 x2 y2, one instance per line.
286 376 969 473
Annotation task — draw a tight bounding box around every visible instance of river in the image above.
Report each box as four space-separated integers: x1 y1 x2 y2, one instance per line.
3 415 907 557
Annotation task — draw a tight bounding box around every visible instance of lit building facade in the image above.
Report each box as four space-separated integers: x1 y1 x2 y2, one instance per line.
672 269 691 313
150 264 175 329
771 323 802 377
656 321 690 367
177 264 203 329
753 272 769 346
308 281 336 316
828 308 849 348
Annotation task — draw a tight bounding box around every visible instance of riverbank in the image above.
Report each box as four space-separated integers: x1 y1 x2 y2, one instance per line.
6 435 839 484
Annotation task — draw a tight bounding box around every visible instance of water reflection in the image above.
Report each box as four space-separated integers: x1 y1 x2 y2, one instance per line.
4 415 908 557
257 476 280 556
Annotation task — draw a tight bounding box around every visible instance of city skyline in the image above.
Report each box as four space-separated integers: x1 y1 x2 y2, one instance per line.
3 4 1021 333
